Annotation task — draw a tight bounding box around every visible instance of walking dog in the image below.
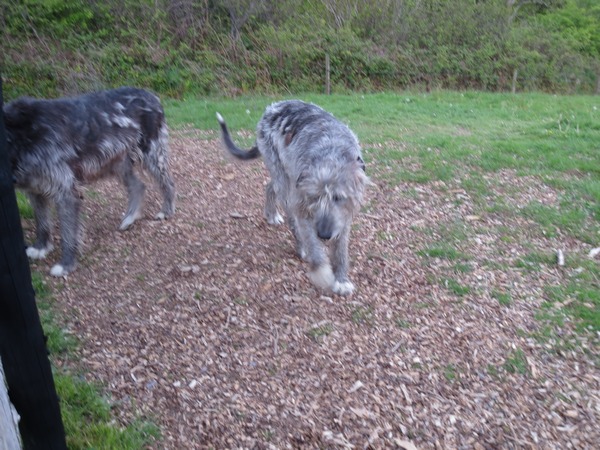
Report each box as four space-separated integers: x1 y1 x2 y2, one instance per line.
217 100 369 295
4 87 176 276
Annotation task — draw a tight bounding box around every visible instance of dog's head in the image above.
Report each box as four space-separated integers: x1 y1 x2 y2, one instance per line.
3 98 40 184
296 156 369 240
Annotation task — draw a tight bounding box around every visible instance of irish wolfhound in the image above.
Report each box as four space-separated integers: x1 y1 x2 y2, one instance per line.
217 100 369 295
4 87 176 277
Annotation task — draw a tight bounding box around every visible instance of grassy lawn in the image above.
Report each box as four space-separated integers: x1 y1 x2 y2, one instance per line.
166 91 599 333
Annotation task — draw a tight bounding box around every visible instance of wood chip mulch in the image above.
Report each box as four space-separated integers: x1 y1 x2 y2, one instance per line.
28 129 599 449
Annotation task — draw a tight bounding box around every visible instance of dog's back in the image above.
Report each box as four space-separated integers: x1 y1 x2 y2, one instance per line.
5 87 167 188
257 100 362 182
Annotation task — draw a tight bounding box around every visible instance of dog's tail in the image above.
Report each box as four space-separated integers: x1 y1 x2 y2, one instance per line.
216 112 260 160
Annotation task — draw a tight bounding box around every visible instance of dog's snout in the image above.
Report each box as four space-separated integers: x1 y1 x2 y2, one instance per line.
318 230 332 240
317 217 333 240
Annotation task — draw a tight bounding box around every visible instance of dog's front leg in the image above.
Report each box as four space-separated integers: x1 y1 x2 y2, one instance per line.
26 193 54 259
285 214 307 260
295 218 335 292
330 225 354 296
51 190 82 277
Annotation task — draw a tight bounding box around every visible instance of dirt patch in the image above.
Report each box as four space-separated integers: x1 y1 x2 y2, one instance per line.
28 129 599 449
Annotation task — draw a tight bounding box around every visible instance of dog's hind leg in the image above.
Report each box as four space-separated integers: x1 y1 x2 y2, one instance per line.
50 189 81 277
264 181 284 225
329 225 354 295
26 193 54 259
117 157 146 231
151 165 175 221
143 132 175 220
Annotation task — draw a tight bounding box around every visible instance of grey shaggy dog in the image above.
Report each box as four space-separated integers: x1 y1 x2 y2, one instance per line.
4 87 176 277
217 100 369 295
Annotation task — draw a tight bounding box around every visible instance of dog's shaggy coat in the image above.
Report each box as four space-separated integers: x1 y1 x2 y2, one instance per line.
4 87 175 276
217 100 368 295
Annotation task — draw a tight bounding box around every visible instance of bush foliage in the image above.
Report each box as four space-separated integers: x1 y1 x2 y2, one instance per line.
1 0 599 98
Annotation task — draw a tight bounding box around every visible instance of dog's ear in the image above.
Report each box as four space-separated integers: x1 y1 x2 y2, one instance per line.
351 157 374 193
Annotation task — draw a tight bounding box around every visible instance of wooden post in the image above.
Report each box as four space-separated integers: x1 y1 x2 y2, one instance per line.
325 53 331 95
0 78 67 449
512 69 518 94
1 360 21 449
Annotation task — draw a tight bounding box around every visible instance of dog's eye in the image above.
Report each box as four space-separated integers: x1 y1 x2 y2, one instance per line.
332 195 344 203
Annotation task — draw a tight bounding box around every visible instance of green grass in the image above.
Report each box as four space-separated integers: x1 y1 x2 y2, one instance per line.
350 305 374 325
56 375 159 449
418 241 473 299
514 251 557 272
16 191 34 219
443 278 471 297
417 245 465 261
521 200 599 243
167 91 600 182
395 318 411 329
544 259 600 332
31 273 76 355
443 364 458 382
503 349 529 376
30 273 160 448
486 348 530 379
452 262 472 274
492 290 513 307
306 323 334 343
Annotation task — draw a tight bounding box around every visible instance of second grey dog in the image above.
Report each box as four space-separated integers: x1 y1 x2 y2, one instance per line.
217 100 369 295
4 87 176 277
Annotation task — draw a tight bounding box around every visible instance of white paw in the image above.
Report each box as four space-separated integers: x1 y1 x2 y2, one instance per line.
298 247 308 261
308 264 335 290
26 244 53 259
50 264 67 277
120 214 140 230
155 212 166 221
267 212 284 225
332 280 355 296
119 219 134 230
